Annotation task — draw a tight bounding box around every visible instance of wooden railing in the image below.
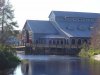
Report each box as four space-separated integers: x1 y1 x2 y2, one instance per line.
32 44 82 48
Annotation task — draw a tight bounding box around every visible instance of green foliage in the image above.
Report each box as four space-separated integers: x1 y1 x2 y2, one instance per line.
79 46 100 57
79 43 89 57
0 1 18 44
88 49 100 56
0 44 20 70
79 48 89 57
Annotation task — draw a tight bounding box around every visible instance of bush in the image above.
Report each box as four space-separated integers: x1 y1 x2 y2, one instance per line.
79 47 100 57
0 44 20 70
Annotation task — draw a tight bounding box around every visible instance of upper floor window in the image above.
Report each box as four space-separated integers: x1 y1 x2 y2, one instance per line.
64 17 96 22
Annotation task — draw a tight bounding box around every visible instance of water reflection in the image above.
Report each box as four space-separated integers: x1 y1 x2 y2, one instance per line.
18 55 100 75
10 55 100 75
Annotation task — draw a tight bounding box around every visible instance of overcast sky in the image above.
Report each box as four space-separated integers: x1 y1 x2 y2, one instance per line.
10 0 100 30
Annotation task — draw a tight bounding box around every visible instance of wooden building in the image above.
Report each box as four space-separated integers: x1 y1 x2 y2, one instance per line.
22 11 100 55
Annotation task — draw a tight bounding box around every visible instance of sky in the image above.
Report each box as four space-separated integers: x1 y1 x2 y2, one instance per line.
10 0 100 30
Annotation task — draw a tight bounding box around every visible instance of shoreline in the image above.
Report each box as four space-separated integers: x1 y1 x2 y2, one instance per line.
92 54 100 61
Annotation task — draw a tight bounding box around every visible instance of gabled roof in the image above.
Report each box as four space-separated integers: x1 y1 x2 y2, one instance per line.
50 11 100 18
26 20 58 34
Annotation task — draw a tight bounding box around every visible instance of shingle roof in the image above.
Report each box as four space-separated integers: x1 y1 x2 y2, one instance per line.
26 20 58 34
41 35 65 39
51 11 100 18
56 21 92 37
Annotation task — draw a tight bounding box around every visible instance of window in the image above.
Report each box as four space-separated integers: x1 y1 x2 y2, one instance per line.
53 40 55 44
64 17 72 21
71 39 75 45
35 40 38 44
64 39 66 44
78 18 84 22
49 40 52 44
57 40 59 45
66 39 69 45
78 39 81 45
73 18 77 21
61 40 63 44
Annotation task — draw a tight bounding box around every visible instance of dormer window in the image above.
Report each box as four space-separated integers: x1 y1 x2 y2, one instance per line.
64 17 72 21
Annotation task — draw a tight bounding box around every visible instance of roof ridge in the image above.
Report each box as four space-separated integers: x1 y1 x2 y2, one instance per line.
26 20 49 22
52 10 100 14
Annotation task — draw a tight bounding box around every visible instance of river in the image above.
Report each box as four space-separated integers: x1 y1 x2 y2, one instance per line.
11 54 100 75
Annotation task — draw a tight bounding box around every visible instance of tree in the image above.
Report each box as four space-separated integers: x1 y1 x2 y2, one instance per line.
0 1 20 72
0 1 18 44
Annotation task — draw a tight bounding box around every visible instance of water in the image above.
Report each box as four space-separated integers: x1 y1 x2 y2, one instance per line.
12 54 100 75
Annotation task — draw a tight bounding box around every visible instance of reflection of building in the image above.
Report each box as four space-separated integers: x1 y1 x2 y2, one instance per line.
22 11 100 55
21 60 72 75
21 58 89 75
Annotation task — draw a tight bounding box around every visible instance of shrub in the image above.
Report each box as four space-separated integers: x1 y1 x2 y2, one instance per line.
0 44 20 70
79 46 100 57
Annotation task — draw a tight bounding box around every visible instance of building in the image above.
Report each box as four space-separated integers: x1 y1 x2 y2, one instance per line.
22 11 100 55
